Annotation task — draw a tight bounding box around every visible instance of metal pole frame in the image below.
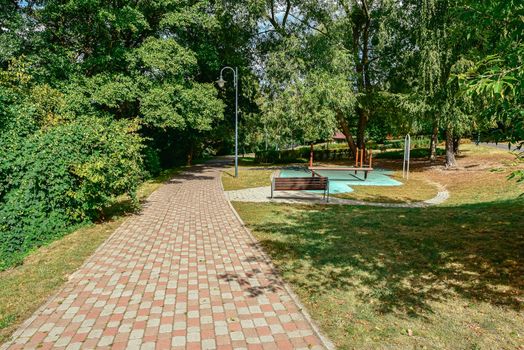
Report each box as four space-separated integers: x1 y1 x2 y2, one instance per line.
219 66 239 178
403 134 411 179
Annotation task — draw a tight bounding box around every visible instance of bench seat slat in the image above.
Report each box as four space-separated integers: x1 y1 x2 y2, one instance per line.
276 177 326 180
275 181 326 185
274 185 325 190
275 178 326 182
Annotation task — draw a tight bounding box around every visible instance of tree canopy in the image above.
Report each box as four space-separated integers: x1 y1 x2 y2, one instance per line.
0 0 522 269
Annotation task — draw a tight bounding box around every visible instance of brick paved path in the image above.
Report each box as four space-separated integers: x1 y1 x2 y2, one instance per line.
2 165 329 350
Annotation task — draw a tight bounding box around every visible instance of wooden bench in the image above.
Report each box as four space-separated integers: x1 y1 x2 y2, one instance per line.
271 176 330 201
309 167 374 180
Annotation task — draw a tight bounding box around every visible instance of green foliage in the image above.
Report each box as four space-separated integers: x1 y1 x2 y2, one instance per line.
452 0 523 178
0 0 243 268
455 0 523 114
260 36 355 147
85 74 140 110
255 148 353 164
375 148 445 160
255 149 309 164
131 37 198 78
142 147 162 178
1 0 522 268
0 2 30 65
0 117 143 270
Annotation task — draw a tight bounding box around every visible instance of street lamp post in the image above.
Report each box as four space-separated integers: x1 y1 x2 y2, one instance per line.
217 66 239 177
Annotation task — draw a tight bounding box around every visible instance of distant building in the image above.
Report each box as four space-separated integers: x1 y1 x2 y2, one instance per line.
333 131 346 143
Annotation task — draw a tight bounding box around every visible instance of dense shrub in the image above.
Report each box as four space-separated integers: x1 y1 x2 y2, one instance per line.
255 149 309 164
384 137 432 150
142 146 162 178
255 148 351 164
375 147 445 159
255 141 445 164
0 117 143 270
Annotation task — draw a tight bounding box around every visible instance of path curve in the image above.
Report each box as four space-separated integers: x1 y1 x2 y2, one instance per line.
225 180 449 208
480 142 521 152
2 164 331 350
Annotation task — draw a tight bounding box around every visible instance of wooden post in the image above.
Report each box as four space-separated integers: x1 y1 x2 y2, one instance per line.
369 149 373 167
355 148 359 167
360 147 364 167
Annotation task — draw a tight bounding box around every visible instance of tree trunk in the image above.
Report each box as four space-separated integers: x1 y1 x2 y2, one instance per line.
453 136 461 155
429 123 438 162
336 111 357 157
445 127 456 168
187 142 194 166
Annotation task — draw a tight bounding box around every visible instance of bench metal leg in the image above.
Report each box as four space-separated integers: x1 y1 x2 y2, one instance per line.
364 171 368 180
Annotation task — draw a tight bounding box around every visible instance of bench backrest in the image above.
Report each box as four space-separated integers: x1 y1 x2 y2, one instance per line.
273 176 328 190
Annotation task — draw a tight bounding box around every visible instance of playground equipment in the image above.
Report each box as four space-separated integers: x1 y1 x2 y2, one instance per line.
403 134 411 179
354 147 373 169
309 147 374 180
280 167 402 194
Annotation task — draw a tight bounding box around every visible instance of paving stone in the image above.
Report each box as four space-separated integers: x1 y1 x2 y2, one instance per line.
1 163 328 350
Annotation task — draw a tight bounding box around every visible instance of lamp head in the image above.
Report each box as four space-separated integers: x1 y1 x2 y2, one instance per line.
217 77 226 88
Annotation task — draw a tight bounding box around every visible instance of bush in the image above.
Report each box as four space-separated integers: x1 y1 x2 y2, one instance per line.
0 117 143 270
255 148 351 164
375 147 445 159
255 149 309 164
254 139 439 164
142 146 162 178
384 137 432 150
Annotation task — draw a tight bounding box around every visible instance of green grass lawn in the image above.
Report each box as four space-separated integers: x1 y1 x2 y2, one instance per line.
0 167 181 344
222 166 440 204
229 145 524 348
234 201 524 349
334 175 438 203
223 144 523 205
222 167 274 191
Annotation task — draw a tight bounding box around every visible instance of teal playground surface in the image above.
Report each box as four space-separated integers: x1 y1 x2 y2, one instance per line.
279 167 403 194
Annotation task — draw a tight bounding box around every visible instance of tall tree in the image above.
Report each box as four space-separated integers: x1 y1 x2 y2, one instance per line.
246 0 420 157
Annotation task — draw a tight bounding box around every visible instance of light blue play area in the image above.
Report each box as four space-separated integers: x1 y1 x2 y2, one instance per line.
279 167 402 194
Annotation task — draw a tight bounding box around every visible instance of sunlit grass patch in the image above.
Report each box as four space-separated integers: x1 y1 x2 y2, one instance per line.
335 174 438 203
221 167 274 191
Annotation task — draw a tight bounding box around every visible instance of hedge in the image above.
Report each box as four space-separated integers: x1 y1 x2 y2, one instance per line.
0 117 143 270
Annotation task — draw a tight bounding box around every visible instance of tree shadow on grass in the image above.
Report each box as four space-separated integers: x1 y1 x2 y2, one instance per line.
247 199 524 317
337 193 434 204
